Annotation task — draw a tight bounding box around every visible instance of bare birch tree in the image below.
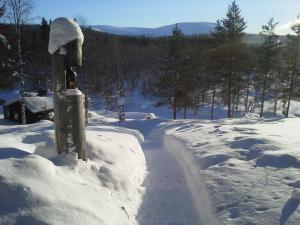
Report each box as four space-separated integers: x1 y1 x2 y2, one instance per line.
5 0 33 124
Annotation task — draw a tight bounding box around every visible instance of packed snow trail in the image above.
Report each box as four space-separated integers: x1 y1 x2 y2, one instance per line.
121 118 216 224
137 140 202 225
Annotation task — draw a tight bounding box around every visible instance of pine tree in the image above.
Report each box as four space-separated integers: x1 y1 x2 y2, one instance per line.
220 0 247 118
272 39 285 116
40 17 50 44
40 17 50 89
258 18 279 118
285 16 300 117
156 24 186 119
207 40 225 120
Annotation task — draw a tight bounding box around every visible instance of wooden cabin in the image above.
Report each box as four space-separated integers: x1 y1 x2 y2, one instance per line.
3 93 54 124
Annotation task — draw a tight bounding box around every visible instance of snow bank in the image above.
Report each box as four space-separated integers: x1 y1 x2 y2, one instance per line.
48 17 84 55
0 119 145 225
144 113 156 119
152 118 300 224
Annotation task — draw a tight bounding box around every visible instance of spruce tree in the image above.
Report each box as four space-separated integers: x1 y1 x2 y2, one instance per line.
157 24 186 119
272 39 284 116
40 17 50 89
40 17 50 44
285 16 300 117
221 0 247 118
209 19 226 119
258 18 279 118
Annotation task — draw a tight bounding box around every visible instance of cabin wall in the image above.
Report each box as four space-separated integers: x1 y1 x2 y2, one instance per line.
4 102 54 124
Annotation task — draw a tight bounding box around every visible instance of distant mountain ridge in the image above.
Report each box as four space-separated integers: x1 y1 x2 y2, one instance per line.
92 22 216 37
92 22 286 45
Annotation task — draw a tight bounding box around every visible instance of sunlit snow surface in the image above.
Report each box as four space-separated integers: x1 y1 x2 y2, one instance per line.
0 118 145 225
1 89 300 224
151 118 300 225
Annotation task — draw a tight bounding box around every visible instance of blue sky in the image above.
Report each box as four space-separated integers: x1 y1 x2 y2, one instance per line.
32 0 300 34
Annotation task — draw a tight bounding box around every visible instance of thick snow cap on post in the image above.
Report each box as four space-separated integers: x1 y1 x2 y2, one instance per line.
48 17 84 55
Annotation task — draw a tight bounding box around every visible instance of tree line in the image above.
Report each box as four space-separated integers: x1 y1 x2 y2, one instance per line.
152 1 300 119
0 0 300 119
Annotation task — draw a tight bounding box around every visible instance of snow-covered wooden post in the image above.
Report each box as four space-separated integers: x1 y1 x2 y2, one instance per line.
48 18 87 161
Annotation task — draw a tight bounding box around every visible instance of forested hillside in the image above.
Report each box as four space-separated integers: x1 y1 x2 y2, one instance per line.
1 1 300 120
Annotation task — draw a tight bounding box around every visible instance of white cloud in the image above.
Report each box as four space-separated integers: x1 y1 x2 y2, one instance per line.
276 17 300 35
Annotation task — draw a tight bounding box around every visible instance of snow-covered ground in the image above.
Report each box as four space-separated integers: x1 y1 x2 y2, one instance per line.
89 90 300 120
0 117 146 225
1 89 300 225
151 118 300 225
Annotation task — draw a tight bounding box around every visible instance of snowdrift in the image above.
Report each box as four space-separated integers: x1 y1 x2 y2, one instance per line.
0 120 146 225
152 118 300 225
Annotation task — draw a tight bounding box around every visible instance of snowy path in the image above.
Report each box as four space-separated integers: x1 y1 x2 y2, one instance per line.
137 140 202 225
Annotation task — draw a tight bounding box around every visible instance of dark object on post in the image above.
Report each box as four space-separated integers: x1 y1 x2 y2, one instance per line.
49 18 87 161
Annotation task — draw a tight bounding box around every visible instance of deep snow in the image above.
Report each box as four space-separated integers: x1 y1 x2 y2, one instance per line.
152 118 300 225
2 89 300 225
0 118 145 225
48 17 84 55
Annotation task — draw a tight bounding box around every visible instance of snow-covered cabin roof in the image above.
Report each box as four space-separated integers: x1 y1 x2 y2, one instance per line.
48 17 84 55
4 96 54 113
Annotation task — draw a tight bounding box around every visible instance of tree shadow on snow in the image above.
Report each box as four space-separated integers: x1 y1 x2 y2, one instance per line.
15 216 49 225
279 198 299 225
0 147 30 160
0 118 18 126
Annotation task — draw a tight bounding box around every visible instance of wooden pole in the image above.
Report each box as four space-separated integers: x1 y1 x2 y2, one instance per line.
52 53 87 160
52 52 68 154
66 90 87 161
50 18 87 161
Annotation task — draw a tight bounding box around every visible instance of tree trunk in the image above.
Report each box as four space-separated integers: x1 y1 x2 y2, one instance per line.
173 97 177 120
16 25 26 125
260 73 268 118
184 100 187 119
52 52 87 161
273 81 278 116
245 73 250 111
286 72 295 118
52 53 68 154
211 83 216 120
235 71 240 112
227 72 232 118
